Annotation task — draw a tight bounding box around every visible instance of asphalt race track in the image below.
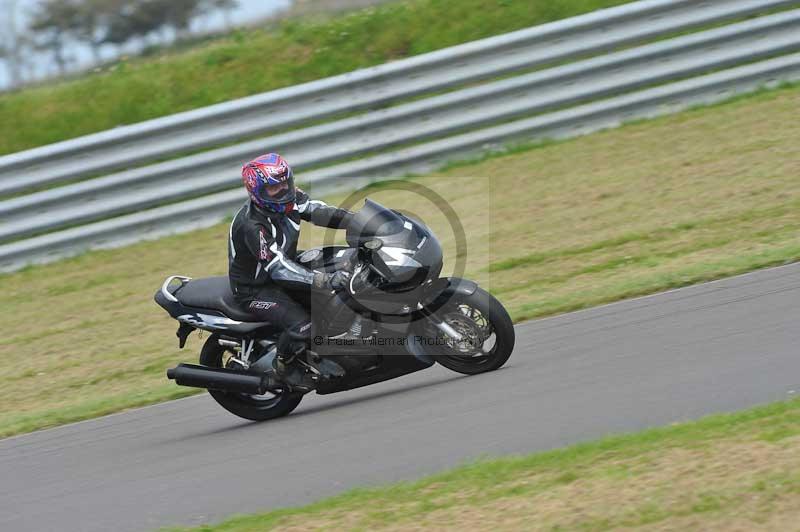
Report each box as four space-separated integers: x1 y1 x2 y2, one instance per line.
2 263 799 532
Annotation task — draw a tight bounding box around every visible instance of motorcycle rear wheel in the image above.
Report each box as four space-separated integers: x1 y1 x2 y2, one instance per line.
199 335 303 421
429 287 515 375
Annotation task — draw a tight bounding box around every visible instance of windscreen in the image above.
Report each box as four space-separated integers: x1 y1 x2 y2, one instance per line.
347 198 443 291
346 199 411 247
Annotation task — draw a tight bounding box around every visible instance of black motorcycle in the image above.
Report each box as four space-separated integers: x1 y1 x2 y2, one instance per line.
156 199 514 421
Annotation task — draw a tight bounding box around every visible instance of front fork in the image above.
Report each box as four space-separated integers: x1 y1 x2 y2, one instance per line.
419 305 464 341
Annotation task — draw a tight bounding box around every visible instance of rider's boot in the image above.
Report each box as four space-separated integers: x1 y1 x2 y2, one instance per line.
272 351 345 389
272 331 316 391
272 328 345 390
306 350 346 378
272 353 317 392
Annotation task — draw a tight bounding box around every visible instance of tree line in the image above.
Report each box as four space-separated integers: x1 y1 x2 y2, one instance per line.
0 0 238 88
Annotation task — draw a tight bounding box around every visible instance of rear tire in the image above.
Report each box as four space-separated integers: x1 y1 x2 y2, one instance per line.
430 287 515 375
199 335 303 421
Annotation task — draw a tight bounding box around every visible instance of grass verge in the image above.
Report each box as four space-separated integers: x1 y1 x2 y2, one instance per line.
0 81 798 438
0 0 633 155
164 397 800 531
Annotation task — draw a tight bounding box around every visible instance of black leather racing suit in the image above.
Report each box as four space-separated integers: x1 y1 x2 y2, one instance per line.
227 189 352 355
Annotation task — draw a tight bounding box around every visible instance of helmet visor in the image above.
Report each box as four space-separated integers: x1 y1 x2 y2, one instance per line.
261 175 295 204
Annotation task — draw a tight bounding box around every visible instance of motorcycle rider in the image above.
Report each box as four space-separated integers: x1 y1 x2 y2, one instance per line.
229 153 352 386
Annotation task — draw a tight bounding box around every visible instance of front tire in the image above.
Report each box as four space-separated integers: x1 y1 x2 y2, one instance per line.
429 287 515 375
199 335 303 421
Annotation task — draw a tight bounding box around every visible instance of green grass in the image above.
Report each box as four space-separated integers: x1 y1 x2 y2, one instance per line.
0 0 633 156
0 81 799 439
163 398 800 531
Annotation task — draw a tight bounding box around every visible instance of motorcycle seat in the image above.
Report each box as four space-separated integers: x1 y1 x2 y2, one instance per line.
174 276 259 322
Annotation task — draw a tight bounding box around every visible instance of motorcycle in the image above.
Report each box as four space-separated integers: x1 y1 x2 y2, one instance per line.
156 199 515 421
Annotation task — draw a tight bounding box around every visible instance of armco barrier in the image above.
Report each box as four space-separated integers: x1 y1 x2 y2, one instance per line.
0 0 792 196
0 0 799 271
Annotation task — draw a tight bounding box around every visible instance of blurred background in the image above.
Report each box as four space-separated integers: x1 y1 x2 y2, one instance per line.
0 0 394 90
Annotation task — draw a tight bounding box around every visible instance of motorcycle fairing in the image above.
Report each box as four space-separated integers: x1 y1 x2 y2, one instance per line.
354 277 479 324
315 350 433 395
346 199 443 291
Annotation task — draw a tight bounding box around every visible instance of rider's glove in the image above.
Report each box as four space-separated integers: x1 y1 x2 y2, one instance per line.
327 271 351 291
313 271 351 291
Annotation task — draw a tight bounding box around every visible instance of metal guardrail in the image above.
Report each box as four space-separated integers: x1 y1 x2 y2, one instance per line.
0 0 792 197
1 0 799 271
4 52 799 271
3 10 799 245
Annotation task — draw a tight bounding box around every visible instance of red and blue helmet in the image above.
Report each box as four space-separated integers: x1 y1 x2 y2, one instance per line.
241 153 296 213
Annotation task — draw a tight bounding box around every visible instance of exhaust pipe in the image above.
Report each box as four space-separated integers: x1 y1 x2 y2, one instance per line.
167 363 276 395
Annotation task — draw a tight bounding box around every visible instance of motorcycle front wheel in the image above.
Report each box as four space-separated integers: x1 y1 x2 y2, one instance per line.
199 335 304 421
427 287 515 375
